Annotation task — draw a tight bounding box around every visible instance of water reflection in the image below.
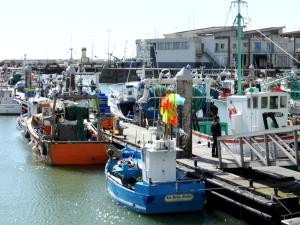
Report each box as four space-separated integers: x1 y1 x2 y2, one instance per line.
0 111 247 225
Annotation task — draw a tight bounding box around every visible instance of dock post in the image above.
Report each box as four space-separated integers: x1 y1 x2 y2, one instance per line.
264 134 270 166
175 67 193 159
217 140 223 169
95 96 102 141
294 130 299 170
239 138 244 167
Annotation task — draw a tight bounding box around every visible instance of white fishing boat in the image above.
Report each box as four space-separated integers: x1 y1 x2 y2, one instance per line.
0 86 21 115
108 68 174 123
193 88 295 155
192 0 299 158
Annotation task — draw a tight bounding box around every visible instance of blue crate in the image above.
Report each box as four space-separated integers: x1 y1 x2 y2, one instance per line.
25 91 35 98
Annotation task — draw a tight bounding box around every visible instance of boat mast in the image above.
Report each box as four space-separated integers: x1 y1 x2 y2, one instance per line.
232 0 246 95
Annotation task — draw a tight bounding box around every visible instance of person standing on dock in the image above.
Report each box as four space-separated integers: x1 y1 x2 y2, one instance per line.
211 116 221 158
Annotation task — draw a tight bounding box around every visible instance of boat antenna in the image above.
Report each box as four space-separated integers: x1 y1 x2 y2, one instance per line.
232 0 247 95
256 29 300 65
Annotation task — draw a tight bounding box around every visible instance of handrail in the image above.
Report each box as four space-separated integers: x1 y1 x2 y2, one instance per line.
267 134 297 165
242 138 267 166
218 125 300 140
220 141 242 167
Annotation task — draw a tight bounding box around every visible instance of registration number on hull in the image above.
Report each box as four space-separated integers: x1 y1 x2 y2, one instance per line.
164 194 194 202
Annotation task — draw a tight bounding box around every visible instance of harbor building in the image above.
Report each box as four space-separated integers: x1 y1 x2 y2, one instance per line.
136 26 300 69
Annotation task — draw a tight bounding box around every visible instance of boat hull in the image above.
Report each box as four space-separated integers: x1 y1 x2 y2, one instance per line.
0 104 21 115
106 174 205 214
27 119 107 165
48 142 107 165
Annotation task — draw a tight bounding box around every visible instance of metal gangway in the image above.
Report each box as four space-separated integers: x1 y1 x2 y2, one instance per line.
217 125 300 169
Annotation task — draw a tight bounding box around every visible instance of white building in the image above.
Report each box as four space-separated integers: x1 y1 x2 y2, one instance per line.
136 27 300 69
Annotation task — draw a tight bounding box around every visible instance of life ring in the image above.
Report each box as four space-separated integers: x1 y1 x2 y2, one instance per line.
228 106 237 120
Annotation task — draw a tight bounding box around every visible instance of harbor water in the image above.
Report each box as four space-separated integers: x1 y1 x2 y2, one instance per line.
0 84 248 225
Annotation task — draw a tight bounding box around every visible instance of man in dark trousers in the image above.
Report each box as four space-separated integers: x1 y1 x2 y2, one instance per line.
211 116 221 157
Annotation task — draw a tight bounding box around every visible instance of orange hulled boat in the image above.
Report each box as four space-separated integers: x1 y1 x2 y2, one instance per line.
27 94 113 165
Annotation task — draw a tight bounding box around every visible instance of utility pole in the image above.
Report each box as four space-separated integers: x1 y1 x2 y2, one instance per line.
107 30 111 64
90 34 94 63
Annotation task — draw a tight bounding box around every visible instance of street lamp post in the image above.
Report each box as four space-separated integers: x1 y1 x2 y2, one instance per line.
106 30 111 65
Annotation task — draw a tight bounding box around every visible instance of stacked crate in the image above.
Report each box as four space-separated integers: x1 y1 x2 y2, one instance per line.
98 92 110 114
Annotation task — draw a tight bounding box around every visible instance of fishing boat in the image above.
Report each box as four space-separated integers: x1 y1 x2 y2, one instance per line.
26 94 111 165
192 0 297 156
279 70 300 115
105 141 205 214
108 80 142 121
108 68 205 127
193 89 294 153
105 92 205 214
0 85 21 115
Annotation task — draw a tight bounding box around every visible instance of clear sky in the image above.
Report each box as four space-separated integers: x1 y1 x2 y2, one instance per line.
0 0 299 60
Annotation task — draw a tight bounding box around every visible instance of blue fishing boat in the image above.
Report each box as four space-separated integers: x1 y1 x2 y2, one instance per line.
105 138 206 214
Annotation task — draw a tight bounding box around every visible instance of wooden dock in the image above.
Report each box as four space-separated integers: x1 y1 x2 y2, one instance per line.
95 121 300 225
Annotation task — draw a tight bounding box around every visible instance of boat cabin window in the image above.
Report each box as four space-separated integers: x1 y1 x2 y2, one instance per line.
270 96 278 109
37 106 42 114
252 96 258 108
261 96 268 108
247 96 258 108
43 108 51 116
280 96 287 108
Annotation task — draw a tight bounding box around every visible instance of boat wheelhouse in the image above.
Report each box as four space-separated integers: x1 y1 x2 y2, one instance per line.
0 86 21 115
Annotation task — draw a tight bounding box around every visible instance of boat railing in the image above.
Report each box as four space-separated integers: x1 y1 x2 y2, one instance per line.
145 96 164 128
110 83 128 94
146 178 203 185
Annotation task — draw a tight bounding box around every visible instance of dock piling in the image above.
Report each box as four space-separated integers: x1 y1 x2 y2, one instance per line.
175 67 193 158
294 130 299 170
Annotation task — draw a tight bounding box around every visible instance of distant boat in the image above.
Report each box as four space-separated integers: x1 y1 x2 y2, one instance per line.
108 81 142 121
279 70 300 115
105 139 206 214
0 85 21 115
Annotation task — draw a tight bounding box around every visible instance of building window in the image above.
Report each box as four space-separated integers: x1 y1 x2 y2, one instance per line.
255 42 261 53
157 42 163 50
173 42 180 49
267 43 275 53
181 42 188 49
156 41 188 50
233 43 236 49
215 43 219 52
243 42 248 48
280 43 288 49
220 43 225 49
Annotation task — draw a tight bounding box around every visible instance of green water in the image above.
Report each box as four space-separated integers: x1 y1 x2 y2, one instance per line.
0 114 248 225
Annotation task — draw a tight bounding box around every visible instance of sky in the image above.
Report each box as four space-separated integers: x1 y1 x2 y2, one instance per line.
0 0 299 60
